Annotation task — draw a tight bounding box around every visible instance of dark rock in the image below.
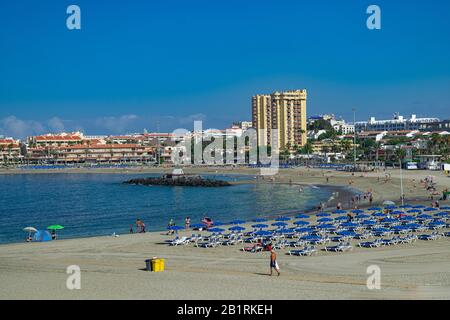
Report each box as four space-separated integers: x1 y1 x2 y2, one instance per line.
124 175 231 187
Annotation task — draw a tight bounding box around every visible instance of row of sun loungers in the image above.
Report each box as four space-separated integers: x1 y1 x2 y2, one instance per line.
166 210 449 257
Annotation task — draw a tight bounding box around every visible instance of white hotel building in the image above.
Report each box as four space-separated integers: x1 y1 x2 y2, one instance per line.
355 113 440 133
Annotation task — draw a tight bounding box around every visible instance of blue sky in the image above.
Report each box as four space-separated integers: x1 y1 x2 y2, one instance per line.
1 0 449 138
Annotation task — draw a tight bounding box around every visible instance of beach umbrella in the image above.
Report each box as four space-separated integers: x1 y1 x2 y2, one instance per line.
278 228 294 234
400 216 416 221
385 205 398 210
341 222 359 228
229 219 246 225
362 220 377 226
229 226 245 232
275 216 291 222
293 220 310 226
316 224 334 229
208 228 225 233
190 223 204 229
429 221 445 226
413 205 426 209
254 230 271 236
392 225 408 232
295 214 309 219
373 227 390 233
316 213 331 217
253 218 268 222
372 212 386 217
318 218 333 223
295 227 313 233
417 214 433 220
352 209 365 214
300 235 321 241
333 210 347 214
213 221 225 226
355 214 370 219
382 218 398 224
47 225 64 230
407 209 422 213
335 216 348 221
429 220 445 225
423 207 438 212
168 225 184 231
168 225 184 234
405 223 422 229
435 212 449 218
23 226 37 240
337 230 357 236
441 206 450 210
252 224 269 229
272 222 288 227
368 207 381 211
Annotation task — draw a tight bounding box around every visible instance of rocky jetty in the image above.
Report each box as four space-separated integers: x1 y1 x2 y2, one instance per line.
124 175 231 187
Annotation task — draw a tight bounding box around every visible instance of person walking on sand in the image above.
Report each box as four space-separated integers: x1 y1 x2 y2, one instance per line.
269 249 280 276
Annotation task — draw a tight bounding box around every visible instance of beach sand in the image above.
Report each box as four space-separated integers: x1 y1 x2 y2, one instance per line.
0 167 449 299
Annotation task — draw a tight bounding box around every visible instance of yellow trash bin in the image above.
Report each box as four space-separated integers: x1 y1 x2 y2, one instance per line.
150 258 165 272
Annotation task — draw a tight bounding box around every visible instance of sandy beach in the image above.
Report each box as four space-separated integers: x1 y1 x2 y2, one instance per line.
0 167 449 299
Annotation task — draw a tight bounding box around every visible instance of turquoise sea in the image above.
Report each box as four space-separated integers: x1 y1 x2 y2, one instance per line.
0 173 338 244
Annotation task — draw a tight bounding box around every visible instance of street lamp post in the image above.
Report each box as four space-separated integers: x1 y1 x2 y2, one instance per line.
353 108 356 171
399 158 404 206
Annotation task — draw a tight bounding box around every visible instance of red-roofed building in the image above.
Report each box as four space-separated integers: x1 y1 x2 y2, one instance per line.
29 132 84 147
0 138 23 163
27 143 156 163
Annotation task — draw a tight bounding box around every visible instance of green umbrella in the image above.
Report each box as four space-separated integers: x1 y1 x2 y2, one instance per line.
47 225 64 230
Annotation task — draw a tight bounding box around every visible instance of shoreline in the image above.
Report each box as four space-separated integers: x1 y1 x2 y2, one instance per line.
0 180 356 246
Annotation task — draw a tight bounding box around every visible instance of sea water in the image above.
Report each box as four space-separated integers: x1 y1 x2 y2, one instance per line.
0 173 336 244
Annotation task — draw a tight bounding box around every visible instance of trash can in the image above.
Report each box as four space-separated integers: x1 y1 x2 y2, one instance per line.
145 258 165 272
151 258 160 272
145 259 152 271
158 258 165 271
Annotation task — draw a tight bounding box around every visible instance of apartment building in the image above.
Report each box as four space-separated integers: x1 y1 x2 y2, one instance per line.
252 89 307 150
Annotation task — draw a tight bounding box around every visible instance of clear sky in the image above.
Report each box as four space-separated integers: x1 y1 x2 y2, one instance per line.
1 0 449 138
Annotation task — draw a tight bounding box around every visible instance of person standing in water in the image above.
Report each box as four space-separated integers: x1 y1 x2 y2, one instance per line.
269 249 280 276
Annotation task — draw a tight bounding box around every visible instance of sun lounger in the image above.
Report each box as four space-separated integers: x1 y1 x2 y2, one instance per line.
381 238 398 246
241 244 263 253
418 233 442 241
288 246 317 256
358 239 382 248
169 236 189 246
353 232 372 239
287 240 306 247
196 240 221 248
323 242 353 252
